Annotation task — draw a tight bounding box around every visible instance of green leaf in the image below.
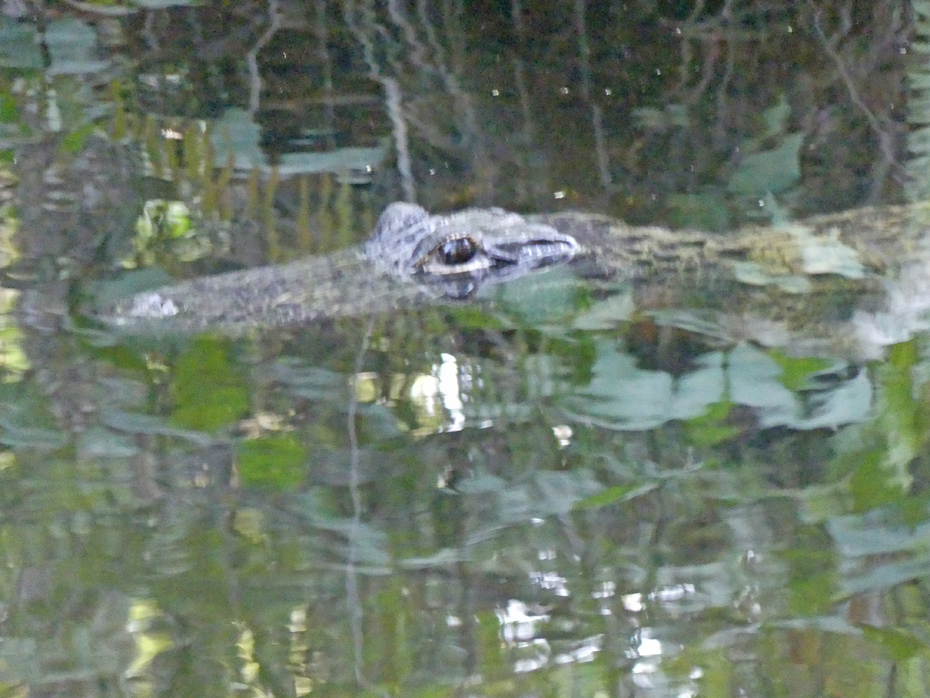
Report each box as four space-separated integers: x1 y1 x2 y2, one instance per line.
0 17 42 69
860 624 927 661
768 349 830 392
60 121 96 155
761 94 791 139
577 483 656 510
850 450 907 513
727 132 804 197
101 409 214 445
0 395 67 450
169 338 249 432
443 305 509 330
788 569 837 615
170 386 248 432
237 435 307 490
889 338 919 369
0 93 18 123
487 265 586 326
687 423 742 447
685 400 741 446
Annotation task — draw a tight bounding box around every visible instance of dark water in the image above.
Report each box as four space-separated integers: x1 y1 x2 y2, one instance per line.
1 1 929 696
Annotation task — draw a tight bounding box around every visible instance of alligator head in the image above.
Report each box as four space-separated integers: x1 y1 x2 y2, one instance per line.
366 202 580 299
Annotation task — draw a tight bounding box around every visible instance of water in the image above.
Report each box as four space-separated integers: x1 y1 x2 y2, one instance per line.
0 1 928 696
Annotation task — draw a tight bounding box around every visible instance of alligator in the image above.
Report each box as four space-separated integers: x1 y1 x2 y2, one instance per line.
96 200 930 357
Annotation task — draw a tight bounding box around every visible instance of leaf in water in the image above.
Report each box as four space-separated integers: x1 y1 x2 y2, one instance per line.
60 121 97 155
399 548 466 568
0 422 67 450
839 554 930 598
860 624 927 661
455 471 508 495
685 400 742 446
84 335 152 372
827 506 930 558
0 17 42 69
0 325 28 377
728 343 870 429
99 376 149 407
788 569 837 616
171 386 247 433
0 637 39 683
487 265 585 327
669 649 730 698
289 503 392 569
761 94 792 139
547 335 597 385
133 0 198 6
237 434 307 490
576 483 657 510
648 309 730 341
277 144 389 182
78 426 139 458
45 18 110 75
883 340 921 467
532 470 604 516
357 402 403 440
101 408 213 445
210 108 266 169
850 452 907 513
0 92 18 123
271 358 347 401
727 132 804 197
632 104 689 130
562 339 724 430
768 349 831 392
796 482 850 524
443 305 510 331
0 397 67 450
518 352 563 400
570 291 635 330
169 338 249 432
890 336 919 369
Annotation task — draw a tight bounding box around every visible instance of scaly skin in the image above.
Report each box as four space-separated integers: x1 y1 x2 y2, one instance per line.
96 201 930 351
531 201 930 281
98 202 577 332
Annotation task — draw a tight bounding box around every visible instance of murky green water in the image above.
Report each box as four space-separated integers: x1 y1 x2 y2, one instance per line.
1 1 930 696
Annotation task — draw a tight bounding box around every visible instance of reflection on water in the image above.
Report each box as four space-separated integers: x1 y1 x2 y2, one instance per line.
0 1 929 696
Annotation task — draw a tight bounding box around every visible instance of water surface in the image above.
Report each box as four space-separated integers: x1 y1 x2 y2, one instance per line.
0 1 928 696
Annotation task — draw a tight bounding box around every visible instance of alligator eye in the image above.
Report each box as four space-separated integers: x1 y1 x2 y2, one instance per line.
437 237 478 266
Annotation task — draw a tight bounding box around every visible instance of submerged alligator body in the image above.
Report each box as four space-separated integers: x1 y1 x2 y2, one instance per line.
97 200 930 357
